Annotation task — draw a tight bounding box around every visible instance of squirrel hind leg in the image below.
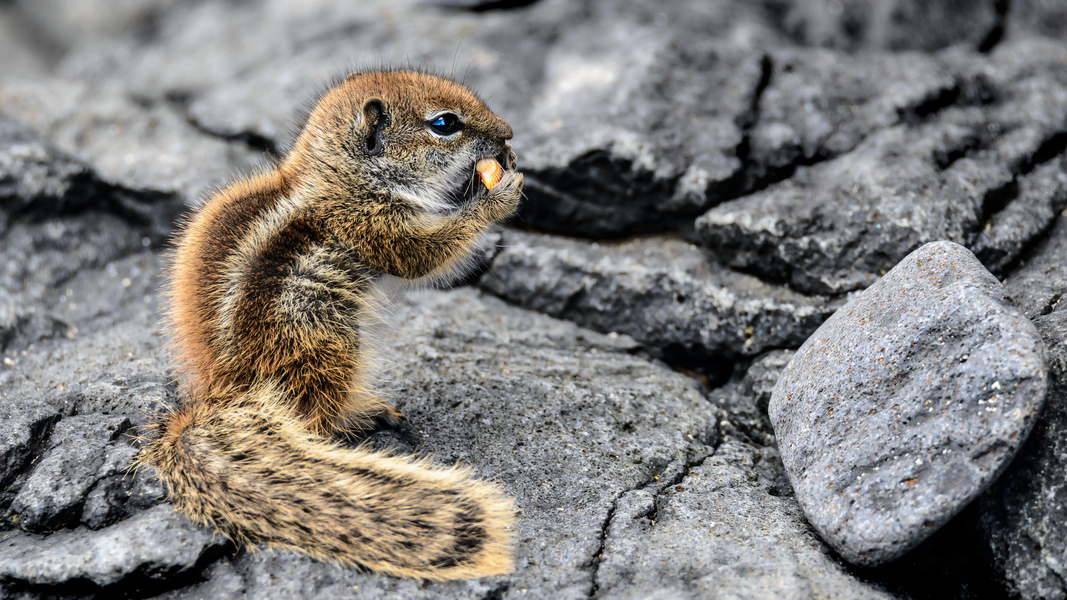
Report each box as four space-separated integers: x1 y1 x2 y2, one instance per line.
335 389 405 435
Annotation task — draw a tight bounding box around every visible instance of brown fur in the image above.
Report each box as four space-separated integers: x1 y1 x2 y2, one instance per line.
140 70 522 580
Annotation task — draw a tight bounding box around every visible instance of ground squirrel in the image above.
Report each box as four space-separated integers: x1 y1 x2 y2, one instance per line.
140 70 523 580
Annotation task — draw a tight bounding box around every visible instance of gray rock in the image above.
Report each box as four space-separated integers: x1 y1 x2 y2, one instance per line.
709 350 794 448
0 114 171 363
594 439 895 600
164 549 508 600
0 117 99 227
9 414 131 532
79 442 147 530
974 308 1067 600
972 154 1067 275
698 39 1067 295
508 1 1004 237
0 5 51 78
0 214 160 358
0 408 61 492
0 275 729 598
0 237 175 577
0 246 173 441
1008 0 1067 41
156 558 246 600
746 47 956 187
175 2 570 152
1005 212 1067 318
53 0 580 147
959 40 1067 173
565 0 788 49
6 0 178 59
481 229 838 364
0 79 259 207
0 112 183 260
698 109 1011 294
764 0 1000 51
0 504 227 588
514 27 764 235
769 241 1048 566
155 289 904 599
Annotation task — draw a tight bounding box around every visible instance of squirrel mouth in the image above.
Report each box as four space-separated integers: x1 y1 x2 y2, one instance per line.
457 150 510 206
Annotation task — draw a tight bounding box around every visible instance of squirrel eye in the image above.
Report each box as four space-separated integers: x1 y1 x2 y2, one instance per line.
428 113 463 137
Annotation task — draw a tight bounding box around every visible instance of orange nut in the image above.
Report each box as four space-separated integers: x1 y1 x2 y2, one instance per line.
476 157 504 191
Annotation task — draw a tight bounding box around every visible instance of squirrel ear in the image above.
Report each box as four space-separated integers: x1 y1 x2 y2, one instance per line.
362 99 387 157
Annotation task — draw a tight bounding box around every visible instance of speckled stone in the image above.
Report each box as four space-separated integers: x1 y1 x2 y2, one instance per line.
769 241 1048 566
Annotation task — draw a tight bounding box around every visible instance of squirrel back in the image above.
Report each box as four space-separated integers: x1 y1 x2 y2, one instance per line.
141 70 523 580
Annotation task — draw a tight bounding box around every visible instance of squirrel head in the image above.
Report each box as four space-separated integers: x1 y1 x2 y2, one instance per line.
286 70 515 214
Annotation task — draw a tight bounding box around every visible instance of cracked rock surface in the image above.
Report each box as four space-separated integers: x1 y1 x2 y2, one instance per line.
481 229 838 366
696 39 1067 295
595 440 893 600
2 0 1067 598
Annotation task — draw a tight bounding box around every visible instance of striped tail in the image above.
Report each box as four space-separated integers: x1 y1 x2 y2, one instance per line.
140 383 514 580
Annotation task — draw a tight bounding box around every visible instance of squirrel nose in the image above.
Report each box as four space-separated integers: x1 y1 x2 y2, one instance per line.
491 116 513 140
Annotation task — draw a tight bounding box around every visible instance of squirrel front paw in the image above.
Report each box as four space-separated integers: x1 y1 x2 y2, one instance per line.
481 171 523 222
500 144 517 172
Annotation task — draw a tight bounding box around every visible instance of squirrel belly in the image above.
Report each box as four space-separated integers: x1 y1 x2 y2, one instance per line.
140 70 523 580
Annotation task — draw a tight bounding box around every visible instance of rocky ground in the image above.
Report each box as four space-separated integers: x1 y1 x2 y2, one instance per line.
1 0 1066 598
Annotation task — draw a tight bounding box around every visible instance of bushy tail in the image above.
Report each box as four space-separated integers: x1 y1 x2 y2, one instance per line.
140 384 514 580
